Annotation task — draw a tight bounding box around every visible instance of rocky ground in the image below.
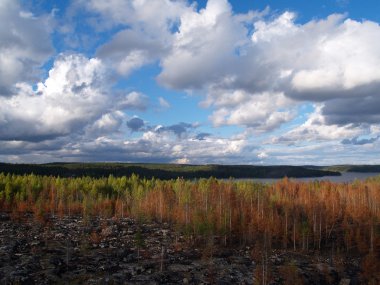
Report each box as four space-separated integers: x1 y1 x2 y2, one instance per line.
0 213 362 284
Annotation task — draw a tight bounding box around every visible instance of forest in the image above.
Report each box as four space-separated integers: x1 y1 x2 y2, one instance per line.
1 173 379 252
0 172 379 283
0 162 340 179
322 165 380 173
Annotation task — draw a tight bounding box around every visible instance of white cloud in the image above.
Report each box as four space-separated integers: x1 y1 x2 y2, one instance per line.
289 18 380 93
252 11 298 43
83 1 380 135
72 1 380 135
135 129 250 164
158 0 247 90
84 0 194 76
116 50 149 76
208 91 295 131
157 8 380 131
97 29 162 76
273 106 364 144
257 151 268 159
86 111 125 136
82 0 190 32
158 97 170 109
174 157 190 164
3 0 380 164
0 51 155 143
119 91 149 111
0 0 53 95
246 14 380 127
0 54 116 141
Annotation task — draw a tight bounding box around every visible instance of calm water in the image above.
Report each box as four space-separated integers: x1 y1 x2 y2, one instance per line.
247 172 380 184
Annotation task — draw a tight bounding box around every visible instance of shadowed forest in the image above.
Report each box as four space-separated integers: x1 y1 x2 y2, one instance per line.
0 162 340 179
1 173 379 284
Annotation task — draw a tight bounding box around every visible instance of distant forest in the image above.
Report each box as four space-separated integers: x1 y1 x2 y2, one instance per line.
0 163 340 179
322 165 380 173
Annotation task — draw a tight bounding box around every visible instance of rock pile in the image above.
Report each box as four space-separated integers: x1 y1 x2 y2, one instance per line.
0 214 361 284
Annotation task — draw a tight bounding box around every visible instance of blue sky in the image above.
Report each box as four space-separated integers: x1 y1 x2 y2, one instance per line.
1 0 380 165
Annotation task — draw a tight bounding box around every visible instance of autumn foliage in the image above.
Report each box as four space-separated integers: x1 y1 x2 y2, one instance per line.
0 173 379 257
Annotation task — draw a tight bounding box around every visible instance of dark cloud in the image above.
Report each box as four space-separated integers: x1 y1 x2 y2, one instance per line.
195 133 211 140
341 136 379 145
126 117 145 132
0 136 71 156
0 117 67 142
156 122 194 137
322 95 380 126
97 29 164 59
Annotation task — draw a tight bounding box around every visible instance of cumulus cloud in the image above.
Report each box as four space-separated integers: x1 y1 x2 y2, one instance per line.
118 91 149 111
97 29 165 77
158 0 248 90
0 0 53 95
132 128 251 164
256 14 380 128
273 106 363 145
81 0 190 31
3 0 380 164
153 4 293 132
86 111 125 136
0 54 135 142
15 123 247 164
4 129 380 165
79 0 380 135
156 6 380 131
208 91 295 131
190 11 380 101
0 45 157 145
83 0 193 76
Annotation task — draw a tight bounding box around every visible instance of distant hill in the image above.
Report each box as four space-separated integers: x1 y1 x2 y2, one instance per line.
321 165 380 173
0 162 340 179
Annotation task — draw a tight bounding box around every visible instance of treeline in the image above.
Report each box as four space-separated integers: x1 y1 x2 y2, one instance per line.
0 172 379 257
323 165 380 173
0 162 340 179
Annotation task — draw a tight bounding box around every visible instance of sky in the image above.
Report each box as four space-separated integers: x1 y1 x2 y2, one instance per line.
1 0 380 165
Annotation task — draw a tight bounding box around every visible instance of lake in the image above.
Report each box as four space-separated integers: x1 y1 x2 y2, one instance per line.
247 172 380 184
